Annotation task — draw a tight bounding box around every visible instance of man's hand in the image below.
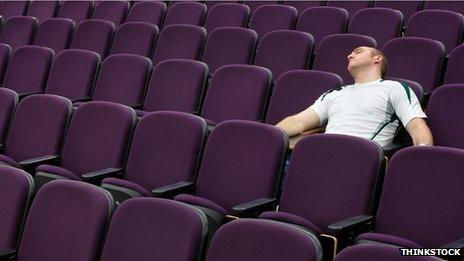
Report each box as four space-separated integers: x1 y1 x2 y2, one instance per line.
275 107 321 137
406 117 434 146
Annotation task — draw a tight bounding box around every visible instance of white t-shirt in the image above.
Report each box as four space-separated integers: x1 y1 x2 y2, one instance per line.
310 79 426 148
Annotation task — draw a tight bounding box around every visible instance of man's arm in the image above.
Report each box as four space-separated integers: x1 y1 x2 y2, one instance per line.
275 107 321 137
405 117 433 146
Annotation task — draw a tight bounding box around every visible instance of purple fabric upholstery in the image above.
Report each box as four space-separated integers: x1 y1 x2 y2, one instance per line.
279 134 383 232
0 16 38 51
71 19 115 58
0 153 20 168
444 44 464 84
175 193 228 215
254 30 314 80
206 219 320 261
204 3 250 32
0 1 29 21
58 0 94 24
152 24 206 65
427 84 464 149
17 180 113 261
34 18 75 54
374 1 422 25
26 1 59 22
326 0 372 17
142 59 208 114
110 22 158 57
0 88 17 145
45 49 100 101
356 233 423 248
259 211 322 234
284 1 324 16
348 8 403 48
296 7 348 53
243 1 280 15
201 27 257 72
126 1 166 28
313 34 377 85
163 2 206 26
249 4 297 41
92 0 129 26
0 165 33 251
335 244 438 261
382 37 445 93
0 43 11 84
265 70 343 125
92 54 152 107
100 197 206 261
204 1 242 9
101 177 152 196
374 146 464 248
3 46 54 95
201 65 272 124
423 1 464 16
406 10 464 55
35 164 80 180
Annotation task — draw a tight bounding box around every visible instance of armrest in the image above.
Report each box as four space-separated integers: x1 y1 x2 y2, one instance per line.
152 181 195 198
442 237 464 249
81 168 123 184
131 104 143 110
19 155 60 170
328 215 374 241
71 96 91 103
0 249 16 260
232 198 277 217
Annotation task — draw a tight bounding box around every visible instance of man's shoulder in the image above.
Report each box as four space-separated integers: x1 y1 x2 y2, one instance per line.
381 79 414 103
320 85 347 101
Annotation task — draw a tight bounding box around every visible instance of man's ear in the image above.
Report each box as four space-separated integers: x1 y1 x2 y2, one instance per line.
373 55 383 64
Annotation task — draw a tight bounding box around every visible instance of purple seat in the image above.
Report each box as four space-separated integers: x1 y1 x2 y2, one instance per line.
204 1 242 9
201 27 257 73
100 197 208 261
0 95 72 171
348 8 403 48
443 44 464 84
140 59 208 114
296 7 348 53
265 70 343 125
326 0 372 17
70 19 115 58
26 1 59 22
110 22 158 57
57 0 94 24
2 46 54 96
0 166 34 255
0 16 38 51
0 88 17 146
373 1 422 26
206 219 321 261
45 49 101 102
249 4 297 41
313 34 377 85
204 3 250 32
126 1 166 28
243 1 281 15
0 0 29 21
255 30 314 80
0 43 11 85
405 10 464 55
335 244 439 261
101 111 207 204
152 24 206 65
93 0 130 27
34 18 75 54
34 101 136 187
201 65 272 125
283 1 324 15
423 1 464 16
382 37 445 93
14 180 113 261
163 2 206 26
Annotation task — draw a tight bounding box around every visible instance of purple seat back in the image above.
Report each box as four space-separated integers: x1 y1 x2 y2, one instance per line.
17 180 113 261
296 7 348 53
375 146 464 247
58 0 94 24
249 4 297 41
280 134 383 232
194 120 287 213
204 3 250 32
201 65 272 124
206 219 320 261
204 1 242 9
0 16 38 51
0 1 29 21
0 43 11 84
143 59 208 114
26 1 59 22
101 197 207 261
110 22 158 57
60 101 136 176
163 2 206 26
45 49 101 101
313 34 377 85
0 166 33 251
243 1 281 15
126 1 166 28
3 46 54 95
326 0 372 17
382 37 445 93
265 70 343 125
284 1 324 15
0 88 17 145
152 24 206 65
406 10 464 55
254 30 314 80
348 8 403 48
423 1 464 15
34 18 75 54
443 44 464 84
93 0 130 27
373 1 422 25
201 27 257 73
71 19 115 58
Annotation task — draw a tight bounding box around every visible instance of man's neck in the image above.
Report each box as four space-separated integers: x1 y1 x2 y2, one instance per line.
352 69 382 84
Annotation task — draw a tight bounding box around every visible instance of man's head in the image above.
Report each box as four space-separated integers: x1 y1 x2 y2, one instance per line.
347 46 388 78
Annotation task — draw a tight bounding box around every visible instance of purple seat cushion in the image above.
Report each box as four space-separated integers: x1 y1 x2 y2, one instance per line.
174 194 228 215
102 177 152 197
36 164 81 181
0 154 21 168
335 244 436 261
259 211 322 234
356 232 423 248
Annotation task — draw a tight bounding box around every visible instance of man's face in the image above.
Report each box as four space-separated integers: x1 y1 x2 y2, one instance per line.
347 46 375 72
